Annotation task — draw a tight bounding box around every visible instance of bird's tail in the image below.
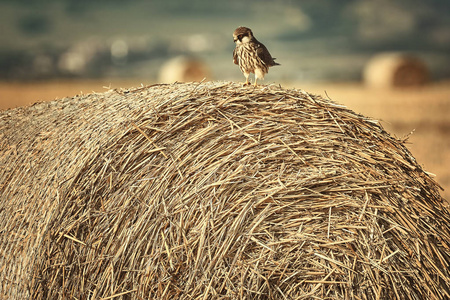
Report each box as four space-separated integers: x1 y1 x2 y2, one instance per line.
272 58 280 66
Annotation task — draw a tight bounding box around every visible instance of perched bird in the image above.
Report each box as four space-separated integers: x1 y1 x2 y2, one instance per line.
233 26 280 86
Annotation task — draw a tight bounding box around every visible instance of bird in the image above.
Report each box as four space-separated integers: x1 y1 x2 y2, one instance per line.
233 26 280 86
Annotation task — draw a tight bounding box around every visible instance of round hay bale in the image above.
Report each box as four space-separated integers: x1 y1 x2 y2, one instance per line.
363 53 429 88
158 56 211 83
1 82 449 299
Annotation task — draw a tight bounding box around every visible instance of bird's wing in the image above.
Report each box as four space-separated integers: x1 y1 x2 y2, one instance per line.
233 48 239 65
256 42 278 66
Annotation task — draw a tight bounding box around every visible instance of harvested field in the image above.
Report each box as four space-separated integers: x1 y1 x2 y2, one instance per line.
294 81 450 203
2 80 449 203
1 81 450 299
363 53 429 88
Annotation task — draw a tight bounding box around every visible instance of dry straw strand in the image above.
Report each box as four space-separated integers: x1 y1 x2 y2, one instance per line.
1 81 449 299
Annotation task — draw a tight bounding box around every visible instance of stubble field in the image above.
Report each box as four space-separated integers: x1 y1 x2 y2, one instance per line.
1 79 449 202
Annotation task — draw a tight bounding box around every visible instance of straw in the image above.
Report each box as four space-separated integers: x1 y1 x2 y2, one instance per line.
1 81 449 299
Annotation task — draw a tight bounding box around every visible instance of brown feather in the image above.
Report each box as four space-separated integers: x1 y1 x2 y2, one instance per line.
233 26 279 84
255 40 279 67
233 48 239 65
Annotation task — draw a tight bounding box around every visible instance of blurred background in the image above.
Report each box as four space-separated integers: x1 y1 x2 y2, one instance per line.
0 0 449 82
0 0 449 200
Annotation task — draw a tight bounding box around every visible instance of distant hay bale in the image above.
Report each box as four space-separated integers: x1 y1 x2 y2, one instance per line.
1 81 450 299
363 53 429 88
159 56 211 83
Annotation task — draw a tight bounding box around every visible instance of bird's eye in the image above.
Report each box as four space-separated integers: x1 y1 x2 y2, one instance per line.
238 34 243 39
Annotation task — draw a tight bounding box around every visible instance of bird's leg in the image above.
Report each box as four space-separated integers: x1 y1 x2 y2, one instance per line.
242 72 250 86
254 69 264 87
253 77 258 87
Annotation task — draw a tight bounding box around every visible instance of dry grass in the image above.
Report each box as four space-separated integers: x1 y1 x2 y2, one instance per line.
2 80 449 203
0 79 141 110
363 53 429 88
1 81 450 299
293 81 450 202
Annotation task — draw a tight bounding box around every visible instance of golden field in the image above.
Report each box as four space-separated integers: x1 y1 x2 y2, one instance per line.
1 79 449 202
295 81 450 204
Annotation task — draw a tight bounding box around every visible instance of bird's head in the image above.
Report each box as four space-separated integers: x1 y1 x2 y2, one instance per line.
233 27 253 45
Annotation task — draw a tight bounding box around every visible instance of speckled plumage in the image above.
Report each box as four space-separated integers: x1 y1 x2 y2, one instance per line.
233 26 279 86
